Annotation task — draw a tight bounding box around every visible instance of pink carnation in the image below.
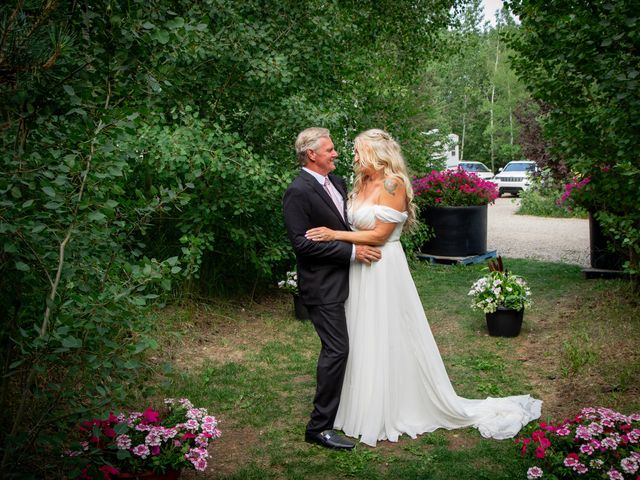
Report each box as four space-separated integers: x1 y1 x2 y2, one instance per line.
607 468 623 480
564 453 580 467
526 466 543 479
132 444 150 459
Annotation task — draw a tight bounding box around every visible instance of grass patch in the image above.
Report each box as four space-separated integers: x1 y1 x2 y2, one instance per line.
148 258 639 479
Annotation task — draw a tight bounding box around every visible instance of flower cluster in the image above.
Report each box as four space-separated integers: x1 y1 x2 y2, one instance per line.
412 168 499 207
517 407 640 479
65 398 221 479
468 270 532 313
557 176 591 210
278 270 299 295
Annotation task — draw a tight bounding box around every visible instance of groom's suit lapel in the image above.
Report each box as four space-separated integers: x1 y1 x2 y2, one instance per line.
301 170 349 229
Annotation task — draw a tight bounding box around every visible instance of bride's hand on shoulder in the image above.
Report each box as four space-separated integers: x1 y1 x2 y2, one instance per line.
306 226 336 242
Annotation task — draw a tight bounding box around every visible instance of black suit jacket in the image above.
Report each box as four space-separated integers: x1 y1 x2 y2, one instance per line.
283 170 352 305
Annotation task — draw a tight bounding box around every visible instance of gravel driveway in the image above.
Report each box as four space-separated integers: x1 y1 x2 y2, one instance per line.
487 198 590 267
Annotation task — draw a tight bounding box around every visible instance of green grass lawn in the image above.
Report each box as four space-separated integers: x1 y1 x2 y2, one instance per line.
149 258 639 480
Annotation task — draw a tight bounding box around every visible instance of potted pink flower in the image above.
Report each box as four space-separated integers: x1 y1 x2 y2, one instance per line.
516 406 640 479
412 168 499 257
412 167 499 207
64 398 221 479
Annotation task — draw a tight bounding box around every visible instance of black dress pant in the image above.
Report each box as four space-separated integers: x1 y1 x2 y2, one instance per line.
305 302 349 434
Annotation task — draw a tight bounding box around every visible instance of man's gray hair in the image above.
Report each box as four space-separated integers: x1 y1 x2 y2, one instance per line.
295 127 331 166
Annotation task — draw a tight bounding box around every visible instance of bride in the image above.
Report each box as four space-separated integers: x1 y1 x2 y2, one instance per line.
305 129 542 447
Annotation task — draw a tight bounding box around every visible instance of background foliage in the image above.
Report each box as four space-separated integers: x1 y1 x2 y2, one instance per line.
0 0 457 475
505 0 640 272
423 0 530 174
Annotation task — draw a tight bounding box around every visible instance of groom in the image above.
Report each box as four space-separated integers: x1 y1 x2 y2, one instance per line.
283 127 381 450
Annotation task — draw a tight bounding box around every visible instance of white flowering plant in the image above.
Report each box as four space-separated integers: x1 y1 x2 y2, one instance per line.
278 270 299 295
516 407 640 480
468 256 532 314
64 398 221 479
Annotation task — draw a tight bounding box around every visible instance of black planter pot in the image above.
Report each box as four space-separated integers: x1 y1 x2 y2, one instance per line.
485 307 523 337
420 205 488 257
293 295 310 321
589 212 626 270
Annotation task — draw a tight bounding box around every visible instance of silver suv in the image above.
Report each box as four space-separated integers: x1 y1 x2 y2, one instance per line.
493 161 538 197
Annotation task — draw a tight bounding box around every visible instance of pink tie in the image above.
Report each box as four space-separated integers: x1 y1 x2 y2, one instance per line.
324 177 344 219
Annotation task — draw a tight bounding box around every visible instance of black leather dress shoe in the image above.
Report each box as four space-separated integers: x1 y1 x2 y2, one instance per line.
305 429 356 450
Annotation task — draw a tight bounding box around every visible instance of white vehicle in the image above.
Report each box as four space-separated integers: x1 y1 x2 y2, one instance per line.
456 161 494 180
493 160 538 197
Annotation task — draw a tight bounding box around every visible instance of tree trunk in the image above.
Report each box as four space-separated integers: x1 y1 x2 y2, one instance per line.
489 37 500 173
508 78 514 159
461 95 468 161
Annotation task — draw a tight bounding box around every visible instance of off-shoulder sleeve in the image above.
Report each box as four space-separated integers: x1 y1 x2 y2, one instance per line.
373 205 408 223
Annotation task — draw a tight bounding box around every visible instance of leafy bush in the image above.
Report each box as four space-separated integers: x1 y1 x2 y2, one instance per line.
518 172 587 218
0 0 456 474
518 190 586 218
506 1 640 275
129 114 293 294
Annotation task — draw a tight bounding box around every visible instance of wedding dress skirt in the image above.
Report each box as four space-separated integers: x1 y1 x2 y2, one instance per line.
333 204 542 447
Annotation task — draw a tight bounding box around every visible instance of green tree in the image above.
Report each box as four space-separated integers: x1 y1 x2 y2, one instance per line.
0 0 457 474
505 0 640 273
423 1 529 173
484 10 526 172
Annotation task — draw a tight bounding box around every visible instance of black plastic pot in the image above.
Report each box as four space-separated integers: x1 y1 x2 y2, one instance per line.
420 205 488 257
485 307 523 337
589 212 626 270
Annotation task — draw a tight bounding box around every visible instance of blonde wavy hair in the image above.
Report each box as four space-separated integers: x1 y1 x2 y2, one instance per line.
351 129 416 228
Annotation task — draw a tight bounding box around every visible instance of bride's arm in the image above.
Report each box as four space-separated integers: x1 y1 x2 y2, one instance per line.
306 178 406 246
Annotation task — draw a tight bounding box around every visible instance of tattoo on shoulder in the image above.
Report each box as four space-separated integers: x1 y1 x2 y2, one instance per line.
383 179 398 195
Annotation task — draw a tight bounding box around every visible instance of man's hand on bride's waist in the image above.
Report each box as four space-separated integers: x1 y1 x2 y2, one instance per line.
354 245 382 265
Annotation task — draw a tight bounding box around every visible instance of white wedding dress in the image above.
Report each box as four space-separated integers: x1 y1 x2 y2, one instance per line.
333 204 542 447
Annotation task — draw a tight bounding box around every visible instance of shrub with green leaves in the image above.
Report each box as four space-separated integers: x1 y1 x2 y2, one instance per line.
0 0 457 474
506 0 640 274
518 172 587 218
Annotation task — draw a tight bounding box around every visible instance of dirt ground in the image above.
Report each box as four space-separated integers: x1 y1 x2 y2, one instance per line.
488 197 590 267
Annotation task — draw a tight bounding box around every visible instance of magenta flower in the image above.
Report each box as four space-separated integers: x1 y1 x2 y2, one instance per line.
98 465 120 479
621 457 638 474
575 425 592 440
564 453 580 467
531 430 545 442
68 398 219 477
557 176 591 209
580 443 595 455
516 407 640 480
185 419 199 431
144 429 162 447
132 444 150 459
589 422 604 435
142 408 160 423
607 468 624 480
412 168 498 207
574 463 588 474
115 434 131 450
